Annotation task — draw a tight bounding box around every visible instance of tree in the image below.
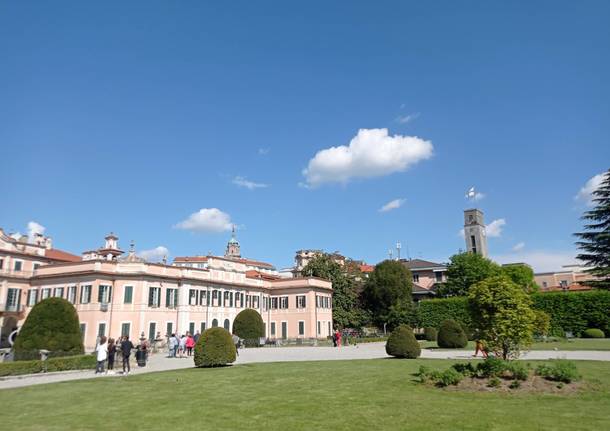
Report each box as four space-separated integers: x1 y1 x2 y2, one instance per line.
437 319 468 348
468 276 535 360
437 252 502 297
362 260 413 326
232 309 265 346
575 169 610 289
501 263 539 293
301 254 369 328
194 327 236 367
13 298 84 360
385 325 421 359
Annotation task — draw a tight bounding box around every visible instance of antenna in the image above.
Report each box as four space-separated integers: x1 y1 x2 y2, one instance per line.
388 249 393 260
396 241 401 260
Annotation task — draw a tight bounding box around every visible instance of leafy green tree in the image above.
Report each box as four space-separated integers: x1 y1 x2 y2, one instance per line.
468 276 535 360
362 260 413 326
437 252 502 297
301 254 369 328
575 169 610 289
501 263 539 293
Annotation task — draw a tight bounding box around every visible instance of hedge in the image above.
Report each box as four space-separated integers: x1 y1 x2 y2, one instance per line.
416 290 610 337
194 327 236 367
232 309 265 346
385 325 421 358
0 354 96 377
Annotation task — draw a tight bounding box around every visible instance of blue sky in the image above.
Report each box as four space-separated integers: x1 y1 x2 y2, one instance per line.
1 1 609 272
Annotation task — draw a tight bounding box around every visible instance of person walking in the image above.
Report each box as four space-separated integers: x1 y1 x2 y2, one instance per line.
185 333 195 356
95 336 108 374
335 329 342 347
107 338 116 373
168 333 177 358
193 330 201 344
178 334 187 358
232 333 240 356
120 335 135 375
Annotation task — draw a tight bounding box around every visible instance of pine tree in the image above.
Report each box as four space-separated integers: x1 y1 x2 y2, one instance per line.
575 169 610 289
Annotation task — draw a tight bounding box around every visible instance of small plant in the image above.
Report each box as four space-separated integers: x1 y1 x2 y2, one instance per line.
451 362 476 377
509 380 521 389
535 360 580 383
506 361 529 381
476 357 507 378
582 328 605 339
436 368 463 387
488 376 501 388
415 365 433 383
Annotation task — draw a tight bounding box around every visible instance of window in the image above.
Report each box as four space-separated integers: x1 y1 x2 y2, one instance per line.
0 258 3 269
296 295 306 309
67 286 77 304
80 285 92 304
80 323 87 342
271 297 278 309
317 321 321 335
263 296 268 311
33 263 41 270
189 322 195 335
6 288 21 311
279 296 289 309
166 289 178 308
212 290 218 306
212 319 218 327
199 290 208 306
542 281 548 288
435 272 443 283
189 289 198 306
252 296 259 308
560 280 568 288
27 289 38 306
98 285 111 303
281 322 287 339
98 323 106 337
325 297 330 308
328 322 331 336
412 274 420 283
121 323 131 337
148 287 161 307
166 322 174 337
53 287 64 298
224 319 230 331
299 321 305 336
270 322 276 337
41 288 51 300
200 322 206 333
13 260 22 272
246 295 251 308
124 286 133 304
230 292 234 307
240 293 245 308
148 322 157 341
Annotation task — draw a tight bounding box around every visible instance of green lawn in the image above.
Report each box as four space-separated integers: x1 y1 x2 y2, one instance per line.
419 338 610 351
1 359 610 430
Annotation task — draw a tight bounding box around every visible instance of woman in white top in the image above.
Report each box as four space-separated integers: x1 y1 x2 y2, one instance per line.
95 336 108 374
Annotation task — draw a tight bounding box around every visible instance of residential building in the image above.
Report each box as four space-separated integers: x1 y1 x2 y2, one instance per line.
535 265 597 292
400 258 447 300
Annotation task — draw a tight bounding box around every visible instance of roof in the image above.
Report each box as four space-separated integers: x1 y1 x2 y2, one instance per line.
237 258 275 269
245 270 281 281
412 283 436 295
45 249 81 262
359 264 375 273
173 256 209 263
401 258 446 270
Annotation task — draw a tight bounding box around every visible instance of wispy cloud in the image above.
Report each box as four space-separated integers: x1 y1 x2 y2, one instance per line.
465 187 485 202
458 218 506 238
379 198 406 213
575 172 605 207
512 242 525 252
174 208 233 233
232 176 269 190
138 246 169 262
258 148 270 155
492 250 577 273
395 112 420 124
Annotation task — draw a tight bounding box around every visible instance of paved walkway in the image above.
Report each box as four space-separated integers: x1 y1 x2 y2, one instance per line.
1 343 609 390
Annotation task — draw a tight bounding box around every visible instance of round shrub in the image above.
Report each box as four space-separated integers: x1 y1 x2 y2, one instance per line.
424 327 437 341
437 319 468 348
582 328 605 339
13 298 83 360
194 327 236 367
385 325 421 359
232 309 265 346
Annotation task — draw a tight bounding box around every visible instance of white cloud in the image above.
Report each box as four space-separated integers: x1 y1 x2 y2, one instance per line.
27 221 46 241
258 148 270 155
492 250 577 273
138 246 169 262
379 198 406 213
486 218 506 238
302 128 433 187
575 173 605 207
174 208 233 233
458 218 506 238
512 242 525 252
465 187 485 201
232 176 268 190
395 112 420 124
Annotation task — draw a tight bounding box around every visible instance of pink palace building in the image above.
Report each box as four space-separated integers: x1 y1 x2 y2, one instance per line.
0 228 333 351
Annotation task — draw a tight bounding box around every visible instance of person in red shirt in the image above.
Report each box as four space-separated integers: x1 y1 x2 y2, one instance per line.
185 333 195 356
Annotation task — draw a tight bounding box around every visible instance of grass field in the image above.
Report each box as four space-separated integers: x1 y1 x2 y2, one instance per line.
419 338 610 351
1 359 609 430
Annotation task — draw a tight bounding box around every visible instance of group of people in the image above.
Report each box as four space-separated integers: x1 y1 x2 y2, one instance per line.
167 331 199 358
95 335 136 375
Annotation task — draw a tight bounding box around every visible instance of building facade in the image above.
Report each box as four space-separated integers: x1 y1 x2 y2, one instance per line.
534 264 597 292
1 230 333 350
400 258 447 300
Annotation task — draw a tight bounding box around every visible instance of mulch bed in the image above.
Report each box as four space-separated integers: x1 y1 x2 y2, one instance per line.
437 376 583 394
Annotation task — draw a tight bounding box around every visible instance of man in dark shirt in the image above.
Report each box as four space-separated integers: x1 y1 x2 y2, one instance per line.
120 335 135 375
193 330 201 344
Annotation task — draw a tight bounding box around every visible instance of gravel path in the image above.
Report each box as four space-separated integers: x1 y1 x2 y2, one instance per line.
2 342 609 390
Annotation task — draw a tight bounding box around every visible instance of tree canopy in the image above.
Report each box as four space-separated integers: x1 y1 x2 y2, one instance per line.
362 260 413 326
501 263 538 293
575 168 610 289
437 252 502 297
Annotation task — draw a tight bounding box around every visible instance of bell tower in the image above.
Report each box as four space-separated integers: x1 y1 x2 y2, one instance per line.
225 225 241 259
464 209 488 257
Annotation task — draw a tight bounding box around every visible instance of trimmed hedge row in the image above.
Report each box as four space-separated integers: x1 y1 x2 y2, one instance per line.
0 354 96 377
417 290 610 337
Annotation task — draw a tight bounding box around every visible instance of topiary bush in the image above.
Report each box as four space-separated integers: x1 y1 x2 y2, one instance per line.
385 325 421 359
232 309 265 347
582 328 605 338
437 319 468 348
13 298 84 360
424 327 437 341
194 327 236 367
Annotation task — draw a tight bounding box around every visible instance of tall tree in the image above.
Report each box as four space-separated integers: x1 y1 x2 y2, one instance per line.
436 252 502 297
301 254 369 329
501 263 539 293
575 169 610 289
362 260 413 326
